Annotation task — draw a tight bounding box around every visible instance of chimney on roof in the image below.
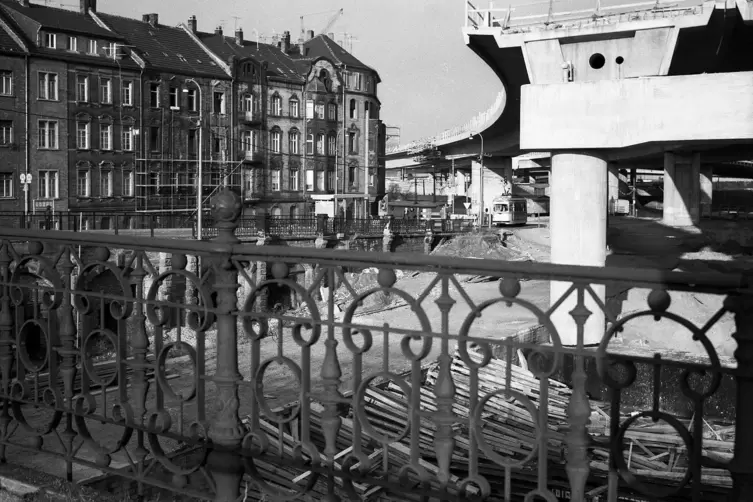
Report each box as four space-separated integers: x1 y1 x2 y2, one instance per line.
187 15 197 34
235 28 243 45
281 31 290 53
306 29 314 41
79 0 96 14
215 26 223 36
142 13 158 27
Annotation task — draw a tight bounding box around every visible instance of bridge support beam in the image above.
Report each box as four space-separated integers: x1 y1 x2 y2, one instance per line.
549 151 607 346
663 152 701 228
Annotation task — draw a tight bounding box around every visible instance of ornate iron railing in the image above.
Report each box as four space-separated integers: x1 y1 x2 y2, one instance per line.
0 189 750 502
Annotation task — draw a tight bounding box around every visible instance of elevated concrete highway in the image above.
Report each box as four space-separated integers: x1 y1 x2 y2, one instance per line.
389 0 753 351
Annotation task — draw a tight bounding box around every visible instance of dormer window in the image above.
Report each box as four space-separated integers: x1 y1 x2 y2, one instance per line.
87 40 97 55
67 36 77 52
44 33 56 49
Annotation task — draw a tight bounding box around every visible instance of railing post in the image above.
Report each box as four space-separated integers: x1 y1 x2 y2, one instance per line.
728 293 753 500
207 189 244 502
0 243 13 465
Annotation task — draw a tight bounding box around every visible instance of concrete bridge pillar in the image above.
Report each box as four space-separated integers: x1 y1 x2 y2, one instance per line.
700 165 714 219
663 152 701 227
549 151 607 346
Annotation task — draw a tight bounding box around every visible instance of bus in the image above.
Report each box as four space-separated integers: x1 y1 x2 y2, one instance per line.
490 195 528 226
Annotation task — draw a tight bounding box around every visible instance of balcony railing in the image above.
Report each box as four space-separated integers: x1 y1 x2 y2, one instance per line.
0 189 751 502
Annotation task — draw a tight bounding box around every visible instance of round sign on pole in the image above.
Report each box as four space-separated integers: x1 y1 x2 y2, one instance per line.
26 173 32 184
19 173 26 184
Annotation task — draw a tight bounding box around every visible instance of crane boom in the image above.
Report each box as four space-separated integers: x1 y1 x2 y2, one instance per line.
320 8 343 35
300 8 343 39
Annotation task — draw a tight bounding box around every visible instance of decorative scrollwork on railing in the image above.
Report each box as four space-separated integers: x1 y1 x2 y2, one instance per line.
0 188 745 501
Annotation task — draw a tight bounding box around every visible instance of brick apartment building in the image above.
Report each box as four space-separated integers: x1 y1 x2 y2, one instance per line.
0 0 385 222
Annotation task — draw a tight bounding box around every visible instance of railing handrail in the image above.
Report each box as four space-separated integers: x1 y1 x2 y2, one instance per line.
2 226 746 292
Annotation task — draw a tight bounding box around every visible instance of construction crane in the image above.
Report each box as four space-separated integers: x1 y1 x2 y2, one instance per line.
300 8 343 40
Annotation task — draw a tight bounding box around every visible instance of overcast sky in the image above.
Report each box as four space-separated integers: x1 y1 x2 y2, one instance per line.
69 0 503 144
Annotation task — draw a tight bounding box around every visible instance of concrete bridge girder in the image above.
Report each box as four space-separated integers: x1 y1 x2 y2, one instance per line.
464 0 753 345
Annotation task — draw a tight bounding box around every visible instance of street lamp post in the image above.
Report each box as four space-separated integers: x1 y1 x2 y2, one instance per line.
183 80 203 241
470 132 484 225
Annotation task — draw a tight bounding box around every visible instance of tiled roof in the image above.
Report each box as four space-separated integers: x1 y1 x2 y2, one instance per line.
197 33 303 82
297 34 379 81
0 15 26 53
0 0 118 38
97 13 228 78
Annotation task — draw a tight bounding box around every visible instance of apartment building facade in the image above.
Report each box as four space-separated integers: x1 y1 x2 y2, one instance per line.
0 0 385 220
0 14 26 213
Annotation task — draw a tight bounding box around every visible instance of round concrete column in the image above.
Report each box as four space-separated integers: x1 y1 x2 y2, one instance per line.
549 151 607 346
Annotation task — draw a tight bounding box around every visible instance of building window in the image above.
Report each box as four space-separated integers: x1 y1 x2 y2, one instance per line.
271 130 281 153
122 125 133 151
122 81 133 106
76 121 89 149
100 78 112 104
242 94 254 112
305 169 314 191
289 168 299 190
349 99 357 120
369 172 375 187
104 42 116 58
0 173 11 198
149 126 160 152
348 132 357 154
169 87 179 108
87 39 97 54
328 103 337 121
289 98 299 118
271 95 282 116
76 75 88 102
241 130 255 152
316 133 324 155
305 99 314 119
348 164 356 186
316 170 325 191
0 72 11 95
288 130 299 155
328 134 336 156
67 36 77 51
315 102 324 120
271 170 281 191
38 170 58 199
100 170 113 197
328 170 334 191
77 170 90 197
188 129 197 155
0 121 12 145
38 72 58 100
100 124 112 150
187 88 197 112
213 92 225 114
149 83 160 108
123 170 134 196
306 134 314 155
44 33 56 49
38 120 58 149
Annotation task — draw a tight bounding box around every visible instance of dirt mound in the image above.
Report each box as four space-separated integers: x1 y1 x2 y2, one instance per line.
431 233 529 261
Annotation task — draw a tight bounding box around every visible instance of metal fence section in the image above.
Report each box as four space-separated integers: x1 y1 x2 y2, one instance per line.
0 189 750 501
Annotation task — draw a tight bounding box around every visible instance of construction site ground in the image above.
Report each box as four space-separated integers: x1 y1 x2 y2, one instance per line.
5 213 751 488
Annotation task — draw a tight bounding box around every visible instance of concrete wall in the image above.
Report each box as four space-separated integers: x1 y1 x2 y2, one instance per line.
520 71 753 150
